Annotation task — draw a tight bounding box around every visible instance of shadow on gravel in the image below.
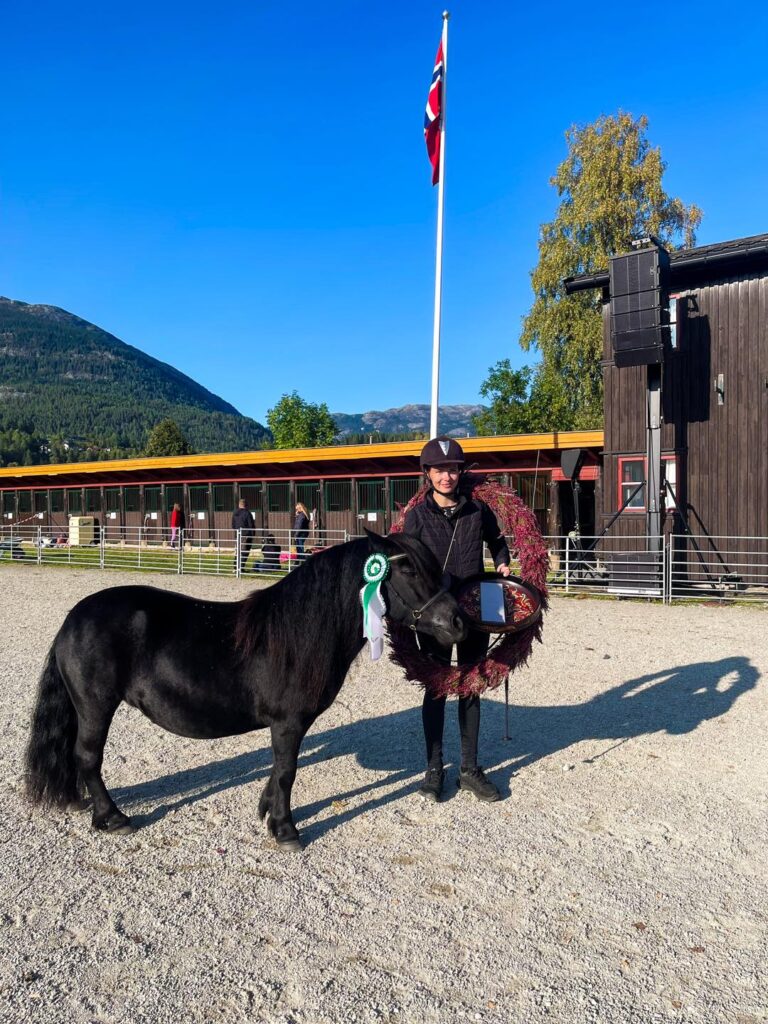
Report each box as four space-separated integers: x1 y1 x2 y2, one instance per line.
113 655 759 842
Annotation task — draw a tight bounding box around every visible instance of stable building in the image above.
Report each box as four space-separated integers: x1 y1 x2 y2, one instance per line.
0 431 603 542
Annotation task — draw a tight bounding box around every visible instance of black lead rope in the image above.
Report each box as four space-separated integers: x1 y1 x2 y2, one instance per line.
504 677 510 741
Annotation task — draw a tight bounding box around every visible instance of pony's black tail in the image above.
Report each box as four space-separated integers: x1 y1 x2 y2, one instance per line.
24 644 82 807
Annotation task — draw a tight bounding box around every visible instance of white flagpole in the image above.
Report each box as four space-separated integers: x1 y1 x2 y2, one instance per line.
429 11 449 440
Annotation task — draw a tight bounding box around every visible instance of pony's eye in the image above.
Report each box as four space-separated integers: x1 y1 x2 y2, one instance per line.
399 563 416 576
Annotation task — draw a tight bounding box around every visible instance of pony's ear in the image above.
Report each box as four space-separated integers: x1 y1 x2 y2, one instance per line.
364 528 392 553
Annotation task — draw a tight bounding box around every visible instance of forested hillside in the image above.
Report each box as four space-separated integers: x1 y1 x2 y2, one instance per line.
0 297 269 464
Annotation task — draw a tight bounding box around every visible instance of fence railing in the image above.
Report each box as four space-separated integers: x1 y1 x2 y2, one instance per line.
3 523 768 605
534 533 768 605
0 524 357 578
667 534 768 604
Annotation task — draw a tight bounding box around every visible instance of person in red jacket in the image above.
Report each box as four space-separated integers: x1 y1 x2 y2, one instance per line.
170 502 185 549
403 436 511 804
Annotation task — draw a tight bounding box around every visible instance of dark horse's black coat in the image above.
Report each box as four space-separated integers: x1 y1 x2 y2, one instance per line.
25 531 466 850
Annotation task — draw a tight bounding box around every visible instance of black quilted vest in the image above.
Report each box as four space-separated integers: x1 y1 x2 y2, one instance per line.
402 492 509 581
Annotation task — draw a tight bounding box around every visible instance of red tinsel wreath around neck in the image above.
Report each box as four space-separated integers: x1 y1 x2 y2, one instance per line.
388 475 549 698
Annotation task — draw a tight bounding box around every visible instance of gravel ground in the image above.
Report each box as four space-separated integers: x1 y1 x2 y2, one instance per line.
0 565 766 1024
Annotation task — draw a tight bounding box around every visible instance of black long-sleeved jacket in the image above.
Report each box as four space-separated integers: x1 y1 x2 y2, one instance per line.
403 491 509 581
232 507 255 534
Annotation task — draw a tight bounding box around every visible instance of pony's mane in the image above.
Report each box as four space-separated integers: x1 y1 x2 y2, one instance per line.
233 540 368 707
232 532 443 707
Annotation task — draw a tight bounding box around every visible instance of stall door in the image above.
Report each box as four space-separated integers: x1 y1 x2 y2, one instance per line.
49 489 67 535
324 480 354 537
188 485 210 545
389 477 420 530
124 486 142 534
356 479 386 535
103 487 122 542
239 484 264 531
212 483 236 546
266 482 291 538
143 486 162 542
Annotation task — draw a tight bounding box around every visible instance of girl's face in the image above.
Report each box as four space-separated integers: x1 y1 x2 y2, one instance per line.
427 463 461 497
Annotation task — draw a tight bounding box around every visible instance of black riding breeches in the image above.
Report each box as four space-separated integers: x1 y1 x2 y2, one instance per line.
419 629 489 770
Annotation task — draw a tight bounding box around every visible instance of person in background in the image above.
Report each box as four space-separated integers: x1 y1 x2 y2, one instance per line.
258 533 281 572
293 502 310 558
170 502 185 548
403 436 511 805
232 498 255 573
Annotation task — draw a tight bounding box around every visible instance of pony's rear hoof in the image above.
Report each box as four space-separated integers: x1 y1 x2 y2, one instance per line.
93 812 136 835
66 798 91 813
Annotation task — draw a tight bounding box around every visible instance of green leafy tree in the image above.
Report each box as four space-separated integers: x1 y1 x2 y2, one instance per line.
144 418 191 457
473 363 537 435
266 392 338 449
480 112 702 433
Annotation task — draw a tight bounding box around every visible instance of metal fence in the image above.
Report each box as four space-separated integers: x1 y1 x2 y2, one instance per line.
536 533 768 604
3 521 767 606
0 524 357 578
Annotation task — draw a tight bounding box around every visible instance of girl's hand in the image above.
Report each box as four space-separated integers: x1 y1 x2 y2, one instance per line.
498 563 511 577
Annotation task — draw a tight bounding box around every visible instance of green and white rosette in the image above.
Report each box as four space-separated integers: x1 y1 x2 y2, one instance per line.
360 553 389 661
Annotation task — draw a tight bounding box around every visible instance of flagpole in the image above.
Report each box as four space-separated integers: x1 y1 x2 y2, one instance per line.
429 11 449 440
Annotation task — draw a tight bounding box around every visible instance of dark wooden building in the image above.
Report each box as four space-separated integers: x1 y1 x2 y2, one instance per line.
567 233 768 565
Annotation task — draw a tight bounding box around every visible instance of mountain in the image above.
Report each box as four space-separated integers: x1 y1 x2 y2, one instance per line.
0 297 269 461
332 403 485 440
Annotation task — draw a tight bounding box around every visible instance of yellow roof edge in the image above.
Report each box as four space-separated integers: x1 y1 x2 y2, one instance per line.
0 430 604 480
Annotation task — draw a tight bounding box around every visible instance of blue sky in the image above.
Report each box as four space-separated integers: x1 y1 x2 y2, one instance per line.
3 1 767 428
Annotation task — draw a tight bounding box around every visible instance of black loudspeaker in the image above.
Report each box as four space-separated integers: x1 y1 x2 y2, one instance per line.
609 244 670 368
561 448 586 481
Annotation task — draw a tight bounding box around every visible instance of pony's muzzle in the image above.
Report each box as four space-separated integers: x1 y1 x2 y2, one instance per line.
421 602 468 645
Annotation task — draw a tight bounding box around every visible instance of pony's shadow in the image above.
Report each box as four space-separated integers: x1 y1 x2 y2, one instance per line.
114 655 759 845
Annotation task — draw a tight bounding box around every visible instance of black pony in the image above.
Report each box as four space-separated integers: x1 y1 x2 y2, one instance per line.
25 531 466 851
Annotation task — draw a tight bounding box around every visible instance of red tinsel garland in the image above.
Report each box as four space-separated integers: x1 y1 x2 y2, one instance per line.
388 476 549 698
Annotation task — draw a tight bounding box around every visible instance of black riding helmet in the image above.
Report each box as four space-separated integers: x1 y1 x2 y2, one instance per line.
419 436 466 470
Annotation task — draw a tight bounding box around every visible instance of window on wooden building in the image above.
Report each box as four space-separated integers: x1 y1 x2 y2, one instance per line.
18 491 32 514
662 458 677 508
2 492 14 515
618 456 677 511
34 491 48 513
50 489 65 513
105 488 121 512
619 458 645 510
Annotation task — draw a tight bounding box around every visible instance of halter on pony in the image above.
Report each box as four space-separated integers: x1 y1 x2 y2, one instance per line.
360 551 449 660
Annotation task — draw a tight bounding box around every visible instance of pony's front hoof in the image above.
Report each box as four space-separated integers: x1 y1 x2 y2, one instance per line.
270 820 303 852
275 834 303 854
92 811 135 835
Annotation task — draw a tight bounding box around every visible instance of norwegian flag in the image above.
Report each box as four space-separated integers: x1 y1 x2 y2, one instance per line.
424 40 444 186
